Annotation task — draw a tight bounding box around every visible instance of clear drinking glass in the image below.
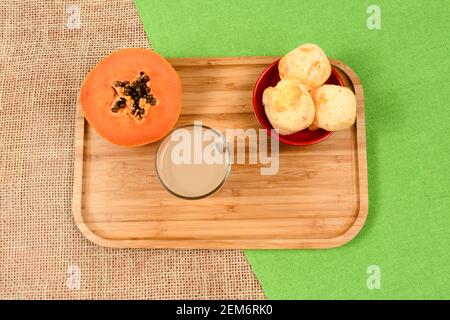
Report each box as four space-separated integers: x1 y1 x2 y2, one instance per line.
155 124 231 200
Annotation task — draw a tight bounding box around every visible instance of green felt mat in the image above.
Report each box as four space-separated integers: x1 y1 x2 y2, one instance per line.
134 0 450 299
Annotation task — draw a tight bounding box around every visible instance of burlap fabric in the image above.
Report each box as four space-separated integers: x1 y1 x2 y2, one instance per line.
0 0 264 299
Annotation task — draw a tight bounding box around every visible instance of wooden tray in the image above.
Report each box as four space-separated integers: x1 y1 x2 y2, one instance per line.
73 56 368 249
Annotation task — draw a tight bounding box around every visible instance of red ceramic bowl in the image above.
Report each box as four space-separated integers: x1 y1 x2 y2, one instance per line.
252 59 344 146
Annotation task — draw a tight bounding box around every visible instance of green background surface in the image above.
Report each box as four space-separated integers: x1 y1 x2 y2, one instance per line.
135 0 450 299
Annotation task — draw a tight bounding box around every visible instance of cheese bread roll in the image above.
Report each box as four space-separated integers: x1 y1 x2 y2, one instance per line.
279 43 331 90
263 79 315 135
309 85 356 131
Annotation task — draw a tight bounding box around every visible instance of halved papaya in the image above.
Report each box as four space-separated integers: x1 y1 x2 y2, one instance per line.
79 48 182 147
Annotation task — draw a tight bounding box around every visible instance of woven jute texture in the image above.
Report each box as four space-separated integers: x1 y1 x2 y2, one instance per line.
0 0 264 299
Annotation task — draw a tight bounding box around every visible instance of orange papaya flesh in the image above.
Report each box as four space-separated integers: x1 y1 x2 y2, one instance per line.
79 48 182 147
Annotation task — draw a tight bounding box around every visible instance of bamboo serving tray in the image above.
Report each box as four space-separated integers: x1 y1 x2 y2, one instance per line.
73 56 368 249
